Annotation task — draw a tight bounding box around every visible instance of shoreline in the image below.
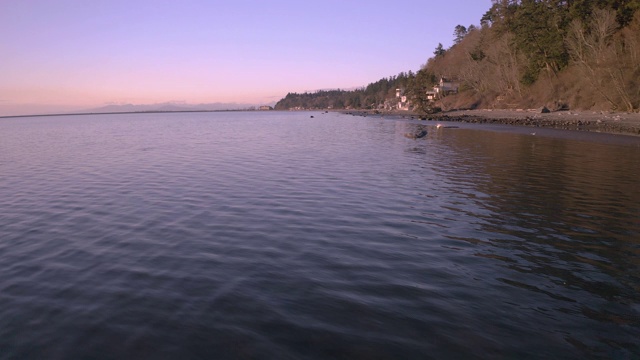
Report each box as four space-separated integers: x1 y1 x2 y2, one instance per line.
343 109 640 137
4 108 639 137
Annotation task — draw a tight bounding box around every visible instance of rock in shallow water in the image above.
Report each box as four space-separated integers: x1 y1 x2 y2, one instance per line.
404 130 427 139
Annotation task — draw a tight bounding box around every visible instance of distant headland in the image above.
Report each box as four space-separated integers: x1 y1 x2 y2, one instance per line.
0 102 275 119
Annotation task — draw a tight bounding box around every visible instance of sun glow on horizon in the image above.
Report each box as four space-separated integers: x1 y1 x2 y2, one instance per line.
0 0 492 116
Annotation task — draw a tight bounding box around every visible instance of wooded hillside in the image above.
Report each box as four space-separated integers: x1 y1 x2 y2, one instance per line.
274 72 417 111
276 0 640 113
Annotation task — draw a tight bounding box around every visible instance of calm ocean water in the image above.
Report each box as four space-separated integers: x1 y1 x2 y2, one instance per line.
1 111 639 359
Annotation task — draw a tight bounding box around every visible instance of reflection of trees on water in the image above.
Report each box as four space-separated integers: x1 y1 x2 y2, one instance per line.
428 129 640 336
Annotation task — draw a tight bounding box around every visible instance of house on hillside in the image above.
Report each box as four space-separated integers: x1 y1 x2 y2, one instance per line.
428 77 459 100
395 88 410 111
435 77 459 96
433 77 460 97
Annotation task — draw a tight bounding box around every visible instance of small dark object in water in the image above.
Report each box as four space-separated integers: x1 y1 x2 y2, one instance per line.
310 116 314 118
404 130 427 139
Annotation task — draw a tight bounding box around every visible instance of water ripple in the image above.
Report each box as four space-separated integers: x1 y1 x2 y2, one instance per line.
0 112 638 359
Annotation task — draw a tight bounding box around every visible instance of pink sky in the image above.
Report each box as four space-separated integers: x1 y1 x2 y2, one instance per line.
1 0 492 116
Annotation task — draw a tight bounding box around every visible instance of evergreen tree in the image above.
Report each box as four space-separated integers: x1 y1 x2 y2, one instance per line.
511 0 569 84
454 25 468 44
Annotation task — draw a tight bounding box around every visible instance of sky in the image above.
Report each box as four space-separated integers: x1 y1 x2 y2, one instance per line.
0 0 492 116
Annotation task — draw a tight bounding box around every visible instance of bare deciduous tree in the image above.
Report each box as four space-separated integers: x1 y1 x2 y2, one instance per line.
484 32 523 98
567 9 637 111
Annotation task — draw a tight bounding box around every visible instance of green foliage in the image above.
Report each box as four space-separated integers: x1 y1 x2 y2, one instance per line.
469 45 486 61
274 72 418 110
454 25 468 44
482 0 519 33
510 0 569 83
407 69 438 113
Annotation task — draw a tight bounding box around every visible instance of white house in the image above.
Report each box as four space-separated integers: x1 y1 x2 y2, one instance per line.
395 88 410 111
436 77 459 95
428 77 459 100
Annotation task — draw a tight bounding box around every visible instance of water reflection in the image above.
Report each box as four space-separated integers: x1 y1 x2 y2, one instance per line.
426 128 640 355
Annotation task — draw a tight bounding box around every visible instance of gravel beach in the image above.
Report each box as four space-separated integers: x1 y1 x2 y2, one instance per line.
429 109 640 136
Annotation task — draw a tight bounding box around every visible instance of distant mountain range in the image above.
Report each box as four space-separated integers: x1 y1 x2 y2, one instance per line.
82 102 272 113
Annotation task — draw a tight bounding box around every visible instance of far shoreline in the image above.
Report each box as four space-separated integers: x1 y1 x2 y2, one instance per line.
0 108 263 120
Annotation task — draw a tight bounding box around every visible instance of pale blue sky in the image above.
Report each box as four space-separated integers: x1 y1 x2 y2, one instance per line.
0 0 492 115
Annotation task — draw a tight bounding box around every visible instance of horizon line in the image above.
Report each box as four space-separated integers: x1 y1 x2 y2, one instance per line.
0 108 276 120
